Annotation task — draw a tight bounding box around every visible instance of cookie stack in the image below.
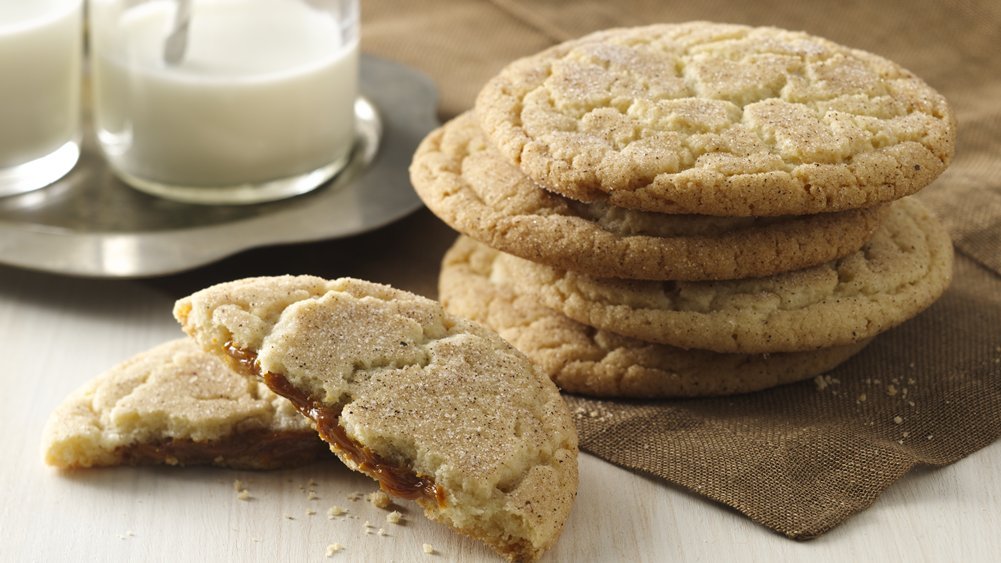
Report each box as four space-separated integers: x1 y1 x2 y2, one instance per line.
411 22 957 398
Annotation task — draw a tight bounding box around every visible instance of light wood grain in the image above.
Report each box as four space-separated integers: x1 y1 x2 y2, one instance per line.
3 261 999 563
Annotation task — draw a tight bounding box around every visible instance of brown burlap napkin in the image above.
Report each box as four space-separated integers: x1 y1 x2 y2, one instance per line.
363 0 1001 538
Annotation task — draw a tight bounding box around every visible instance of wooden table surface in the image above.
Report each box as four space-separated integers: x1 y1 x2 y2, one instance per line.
3 209 999 562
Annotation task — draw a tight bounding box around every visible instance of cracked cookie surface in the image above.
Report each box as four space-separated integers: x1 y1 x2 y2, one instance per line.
174 276 577 562
412 112 887 280
42 338 326 470
440 237 871 398
476 22 955 216
488 198 953 354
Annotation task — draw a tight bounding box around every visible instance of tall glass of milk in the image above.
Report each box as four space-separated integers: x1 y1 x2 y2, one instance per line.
89 0 360 205
0 0 82 197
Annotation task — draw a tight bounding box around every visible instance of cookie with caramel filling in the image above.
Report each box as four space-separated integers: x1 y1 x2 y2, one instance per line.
42 338 326 470
174 276 578 562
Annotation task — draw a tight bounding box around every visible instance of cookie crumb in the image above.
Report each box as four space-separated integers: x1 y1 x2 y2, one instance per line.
234 479 252 500
325 543 344 557
346 492 363 502
327 505 347 518
813 375 839 392
902 432 910 438
893 416 904 425
423 543 436 555
857 393 867 403
378 528 388 536
386 511 403 524
886 384 898 397
573 404 613 421
306 509 317 516
927 434 934 440
367 491 391 509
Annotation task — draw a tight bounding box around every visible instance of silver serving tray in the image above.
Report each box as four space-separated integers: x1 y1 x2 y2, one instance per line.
0 55 437 278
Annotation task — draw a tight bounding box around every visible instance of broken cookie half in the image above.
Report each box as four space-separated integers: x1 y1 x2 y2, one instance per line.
42 338 328 470
174 276 579 562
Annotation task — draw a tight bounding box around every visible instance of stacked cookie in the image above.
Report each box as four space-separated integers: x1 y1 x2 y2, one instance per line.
412 22 957 398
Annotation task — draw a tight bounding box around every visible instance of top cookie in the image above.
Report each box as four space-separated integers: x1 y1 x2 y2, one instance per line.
476 22 955 216
175 276 578 562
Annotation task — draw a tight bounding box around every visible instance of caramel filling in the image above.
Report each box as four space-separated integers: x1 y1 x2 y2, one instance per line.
225 341 446 506
121 428 327 469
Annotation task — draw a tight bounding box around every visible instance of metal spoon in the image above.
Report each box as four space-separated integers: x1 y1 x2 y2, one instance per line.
163 0 192 65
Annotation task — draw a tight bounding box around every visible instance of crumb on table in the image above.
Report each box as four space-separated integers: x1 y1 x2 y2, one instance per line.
368 490 391 509
328 505 348 518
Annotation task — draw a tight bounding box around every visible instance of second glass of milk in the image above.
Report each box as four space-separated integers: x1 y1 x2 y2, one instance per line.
89 0 359 205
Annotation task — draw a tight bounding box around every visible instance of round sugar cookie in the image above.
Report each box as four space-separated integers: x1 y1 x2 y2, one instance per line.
439 237 871 398
411 112 887 281
175 276 578 562
42 338 326 470
476 22 956 216
489 198 953 354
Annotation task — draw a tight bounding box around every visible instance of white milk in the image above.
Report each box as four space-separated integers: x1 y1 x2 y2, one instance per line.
0 0 81 168
92 0 358 188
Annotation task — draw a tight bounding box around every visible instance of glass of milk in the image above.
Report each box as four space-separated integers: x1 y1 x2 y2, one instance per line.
89 0 360 205
0 0 83 197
